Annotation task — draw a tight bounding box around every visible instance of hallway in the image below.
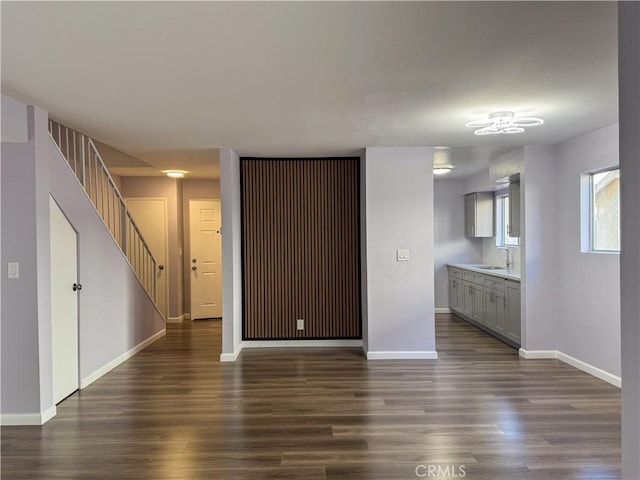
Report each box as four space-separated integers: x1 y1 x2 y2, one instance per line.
1 315 621 479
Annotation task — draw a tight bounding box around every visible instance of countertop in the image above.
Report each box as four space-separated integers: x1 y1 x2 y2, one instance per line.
447 263 521 281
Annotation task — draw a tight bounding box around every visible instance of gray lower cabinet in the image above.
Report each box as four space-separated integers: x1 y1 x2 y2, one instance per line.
449 278 463 311
505 280 521 343
448 266 520 347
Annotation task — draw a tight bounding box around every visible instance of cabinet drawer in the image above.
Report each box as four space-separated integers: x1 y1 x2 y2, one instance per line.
463 270 485 284
449 267 462 279
484 276 505 290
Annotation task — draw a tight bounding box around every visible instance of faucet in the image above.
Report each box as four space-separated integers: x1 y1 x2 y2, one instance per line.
498 247 512 269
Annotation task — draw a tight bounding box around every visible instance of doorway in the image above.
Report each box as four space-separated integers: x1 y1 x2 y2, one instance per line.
189 199 222 319
125 198 169 318
49 196 79 404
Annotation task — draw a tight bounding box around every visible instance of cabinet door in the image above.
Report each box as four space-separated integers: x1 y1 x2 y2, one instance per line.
484 289 496 329
449 278 459 311
464 194 476 237
506 281 521 344
494 290 506 335
508 183 521 238
462 281 474 317
471 284 484 323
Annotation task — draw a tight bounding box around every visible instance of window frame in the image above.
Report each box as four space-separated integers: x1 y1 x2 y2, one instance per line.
586 166 620 254
496 193 519 248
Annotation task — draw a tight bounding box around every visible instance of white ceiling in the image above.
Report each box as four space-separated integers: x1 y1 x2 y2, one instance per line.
1 2 618 179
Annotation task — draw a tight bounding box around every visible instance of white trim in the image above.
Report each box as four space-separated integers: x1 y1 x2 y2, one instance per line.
167 314 186 323
518 349 621 388
1 406 57 426
241 339 363 349
361 342 368 358
435 308 451 314
80 329 166 389
366 351 438 360
518 349 558 359
557 351 621 388
184 313 191 320
220 343 243 362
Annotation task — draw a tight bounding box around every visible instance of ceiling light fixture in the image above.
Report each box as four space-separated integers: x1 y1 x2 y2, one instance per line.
433 166 453 176
164 170 186 178
466 111 544 136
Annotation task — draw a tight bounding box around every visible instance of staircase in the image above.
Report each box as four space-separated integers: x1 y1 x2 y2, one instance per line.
48 120 157 304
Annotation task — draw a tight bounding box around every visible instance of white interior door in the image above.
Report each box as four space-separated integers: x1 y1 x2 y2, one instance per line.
50 196 79 404
189 200 222 319
125 198 168 318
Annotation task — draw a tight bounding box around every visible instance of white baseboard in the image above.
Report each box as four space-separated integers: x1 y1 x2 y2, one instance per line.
435 308 451 314
557 351 621 388
519 348 621 388
185 313 191 320
80 329 166 389
1 406 56 426
167 314 186 323
361 343 368 357
518 348 558 359
220 344 243 362
366 350 438 360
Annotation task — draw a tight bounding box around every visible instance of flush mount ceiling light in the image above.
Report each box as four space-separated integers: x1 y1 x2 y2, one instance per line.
433 166 453 176
164 170 186 178
466 111 544 136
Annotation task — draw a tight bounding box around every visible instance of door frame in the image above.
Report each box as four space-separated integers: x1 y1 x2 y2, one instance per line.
124 197 169 318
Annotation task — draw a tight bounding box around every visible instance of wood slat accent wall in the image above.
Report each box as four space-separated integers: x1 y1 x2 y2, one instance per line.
241 158 361 339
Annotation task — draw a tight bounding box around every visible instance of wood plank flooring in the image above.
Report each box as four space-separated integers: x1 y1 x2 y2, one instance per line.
1 314 621 479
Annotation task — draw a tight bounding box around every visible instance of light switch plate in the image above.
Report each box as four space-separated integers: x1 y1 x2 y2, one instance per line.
297 319 304 330
8 262 19 279
397 249 410 262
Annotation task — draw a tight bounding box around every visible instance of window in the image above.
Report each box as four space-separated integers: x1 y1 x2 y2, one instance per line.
590 167 620 252
496 194 519 247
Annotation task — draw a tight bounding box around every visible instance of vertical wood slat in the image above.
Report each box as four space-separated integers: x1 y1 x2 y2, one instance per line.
241 158 361 340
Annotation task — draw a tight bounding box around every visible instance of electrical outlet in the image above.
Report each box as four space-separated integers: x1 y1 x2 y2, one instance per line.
8 262 19 279
397 249 410 261
297 319 304 330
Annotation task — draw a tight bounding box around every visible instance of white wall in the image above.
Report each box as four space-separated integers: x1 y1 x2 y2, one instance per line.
220 148 243 360
556 124 620 376
363 147 436 358
434 179 482 309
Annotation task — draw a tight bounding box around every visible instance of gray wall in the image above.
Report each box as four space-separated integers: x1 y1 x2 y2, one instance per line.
556 124 620 375
619 2 640 477
1 106 52 420
49 140 166 382
363 147 436 356
520 146 560 352
434 179 482 309
120 177 183 320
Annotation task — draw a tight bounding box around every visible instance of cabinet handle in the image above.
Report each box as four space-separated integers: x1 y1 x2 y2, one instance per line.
504 295 506 307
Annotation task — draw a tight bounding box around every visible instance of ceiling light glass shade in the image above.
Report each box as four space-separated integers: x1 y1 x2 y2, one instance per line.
165 171 185 178
466 111 543 135
433 167 453 175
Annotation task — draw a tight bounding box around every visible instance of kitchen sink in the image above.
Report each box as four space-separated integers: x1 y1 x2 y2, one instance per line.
477 265 503 270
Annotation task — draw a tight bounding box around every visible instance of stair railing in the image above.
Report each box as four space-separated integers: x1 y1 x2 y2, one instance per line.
48 120 157 304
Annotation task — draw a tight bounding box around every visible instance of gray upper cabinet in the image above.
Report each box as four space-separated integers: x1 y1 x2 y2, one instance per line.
464 192 494 237
508 182 521 238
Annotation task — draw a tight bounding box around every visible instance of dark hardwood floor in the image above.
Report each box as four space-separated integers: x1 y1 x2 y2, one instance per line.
1 314 621 479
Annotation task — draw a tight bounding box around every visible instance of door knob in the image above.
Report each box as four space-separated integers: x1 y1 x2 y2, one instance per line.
158 265 165 270
192 258 197 263
72 283 82 291
192 266 197 271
